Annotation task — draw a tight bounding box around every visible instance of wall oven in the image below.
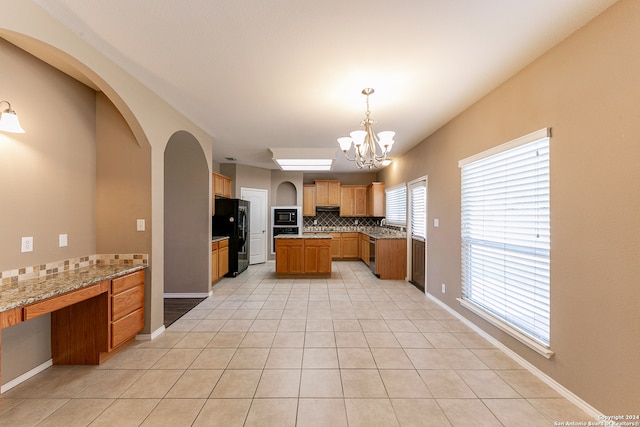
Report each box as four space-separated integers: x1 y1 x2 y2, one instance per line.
271 206 302 253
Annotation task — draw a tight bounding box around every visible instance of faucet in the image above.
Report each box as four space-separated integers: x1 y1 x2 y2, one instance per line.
380 218 387 227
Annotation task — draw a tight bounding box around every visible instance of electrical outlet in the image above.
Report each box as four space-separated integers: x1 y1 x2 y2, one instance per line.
313 219 317 225
441 283 446 294
59 234 68 247
21 236 33 253
136 219 145 231
354 219 358 225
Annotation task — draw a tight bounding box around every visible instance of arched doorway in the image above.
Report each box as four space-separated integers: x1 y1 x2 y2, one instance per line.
164 131 210 298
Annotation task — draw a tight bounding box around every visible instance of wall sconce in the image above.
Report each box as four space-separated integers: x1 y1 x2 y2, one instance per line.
0 100 26 133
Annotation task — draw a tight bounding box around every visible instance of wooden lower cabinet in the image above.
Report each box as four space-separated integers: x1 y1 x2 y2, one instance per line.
340 233 360 259
48 269 145 365
375 239 407 280
304 240 332 273
212 239 230 282
329 232 359 259
211 242 219 281
276 238 331 274
219 239 229 277
110 270 145 351
330 233 341 259
276 238 304 274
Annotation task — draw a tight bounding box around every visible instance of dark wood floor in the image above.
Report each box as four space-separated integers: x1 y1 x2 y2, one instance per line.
164 298 206 327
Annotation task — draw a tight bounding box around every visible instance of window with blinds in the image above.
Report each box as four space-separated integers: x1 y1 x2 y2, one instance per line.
410 183 426 240
385 184 407 226
459 128 551 347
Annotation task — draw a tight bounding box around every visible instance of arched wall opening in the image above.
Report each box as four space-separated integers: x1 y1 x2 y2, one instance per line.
275 181 298 206
164 131 210 297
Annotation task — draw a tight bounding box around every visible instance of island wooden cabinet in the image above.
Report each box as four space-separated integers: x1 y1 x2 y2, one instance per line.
367 182 385 217
315 180 341 206
275 238 305 274
340 185 368 217
303 184 316 216
276 237 332 274
304 239 332 273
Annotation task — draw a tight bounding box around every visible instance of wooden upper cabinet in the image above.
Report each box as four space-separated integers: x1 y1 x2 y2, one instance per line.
340 185 367 217
315 180 340 206
213 172 232 198
212 172 232 215
303 184 316 216
367 182 385 217
340 186 355 216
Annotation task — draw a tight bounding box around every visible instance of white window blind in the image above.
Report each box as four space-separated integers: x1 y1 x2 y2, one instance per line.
385 184 407 225
459 128 551 347
410 183 426 240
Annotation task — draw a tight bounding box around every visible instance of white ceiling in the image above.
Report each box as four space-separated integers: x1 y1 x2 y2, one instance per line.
32 0 616 172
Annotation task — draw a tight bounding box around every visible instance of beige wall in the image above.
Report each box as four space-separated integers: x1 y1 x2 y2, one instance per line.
96 92 152 255
0 38 97 382
380 0 640 413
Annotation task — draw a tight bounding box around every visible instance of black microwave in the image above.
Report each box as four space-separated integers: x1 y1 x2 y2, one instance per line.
274 208 298 226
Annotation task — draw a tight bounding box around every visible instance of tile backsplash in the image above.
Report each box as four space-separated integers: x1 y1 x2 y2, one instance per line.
303 211 382 228
1 253 148 285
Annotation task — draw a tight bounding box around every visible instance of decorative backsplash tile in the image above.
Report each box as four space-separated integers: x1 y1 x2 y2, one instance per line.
302 211 382 228
1 253 148 285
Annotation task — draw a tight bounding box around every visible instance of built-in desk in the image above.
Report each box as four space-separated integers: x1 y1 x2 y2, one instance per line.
0 264 146 390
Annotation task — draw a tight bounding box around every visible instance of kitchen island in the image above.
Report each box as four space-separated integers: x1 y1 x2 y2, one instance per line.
304 227 407 280
275 234 332 275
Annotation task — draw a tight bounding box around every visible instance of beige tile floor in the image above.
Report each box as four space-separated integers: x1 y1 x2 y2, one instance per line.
1 261 594 426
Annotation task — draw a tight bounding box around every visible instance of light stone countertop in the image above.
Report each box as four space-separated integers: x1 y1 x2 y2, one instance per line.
303 227 406 240
212 236 230 243
277 234 332 239
0 264 146 313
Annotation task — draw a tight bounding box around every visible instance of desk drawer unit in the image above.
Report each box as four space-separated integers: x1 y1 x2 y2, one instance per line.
110 270 145 349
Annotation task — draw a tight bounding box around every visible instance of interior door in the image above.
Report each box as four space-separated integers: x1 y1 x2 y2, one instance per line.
409 178 427 292
241 187 268 264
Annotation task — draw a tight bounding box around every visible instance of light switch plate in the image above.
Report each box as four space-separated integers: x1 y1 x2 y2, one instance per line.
434 218 439 228
136 219 146 231
59 234 68 247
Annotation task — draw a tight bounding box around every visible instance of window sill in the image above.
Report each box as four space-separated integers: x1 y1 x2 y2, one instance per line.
457 298 555 359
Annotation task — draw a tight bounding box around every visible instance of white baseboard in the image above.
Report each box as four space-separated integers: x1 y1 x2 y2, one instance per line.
163 293 209 298
136 325 165 341
1 359 53 394
425 292 603 420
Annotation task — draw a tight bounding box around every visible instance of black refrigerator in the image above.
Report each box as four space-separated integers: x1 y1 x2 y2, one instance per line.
213 198 250 277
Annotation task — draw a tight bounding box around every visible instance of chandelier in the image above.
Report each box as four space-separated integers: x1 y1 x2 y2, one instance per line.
337 88 394 169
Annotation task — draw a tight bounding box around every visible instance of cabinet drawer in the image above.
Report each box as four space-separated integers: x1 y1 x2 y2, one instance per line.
111 284 144 321
219 239 229 248
111 308 144 348
111 270 144 294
